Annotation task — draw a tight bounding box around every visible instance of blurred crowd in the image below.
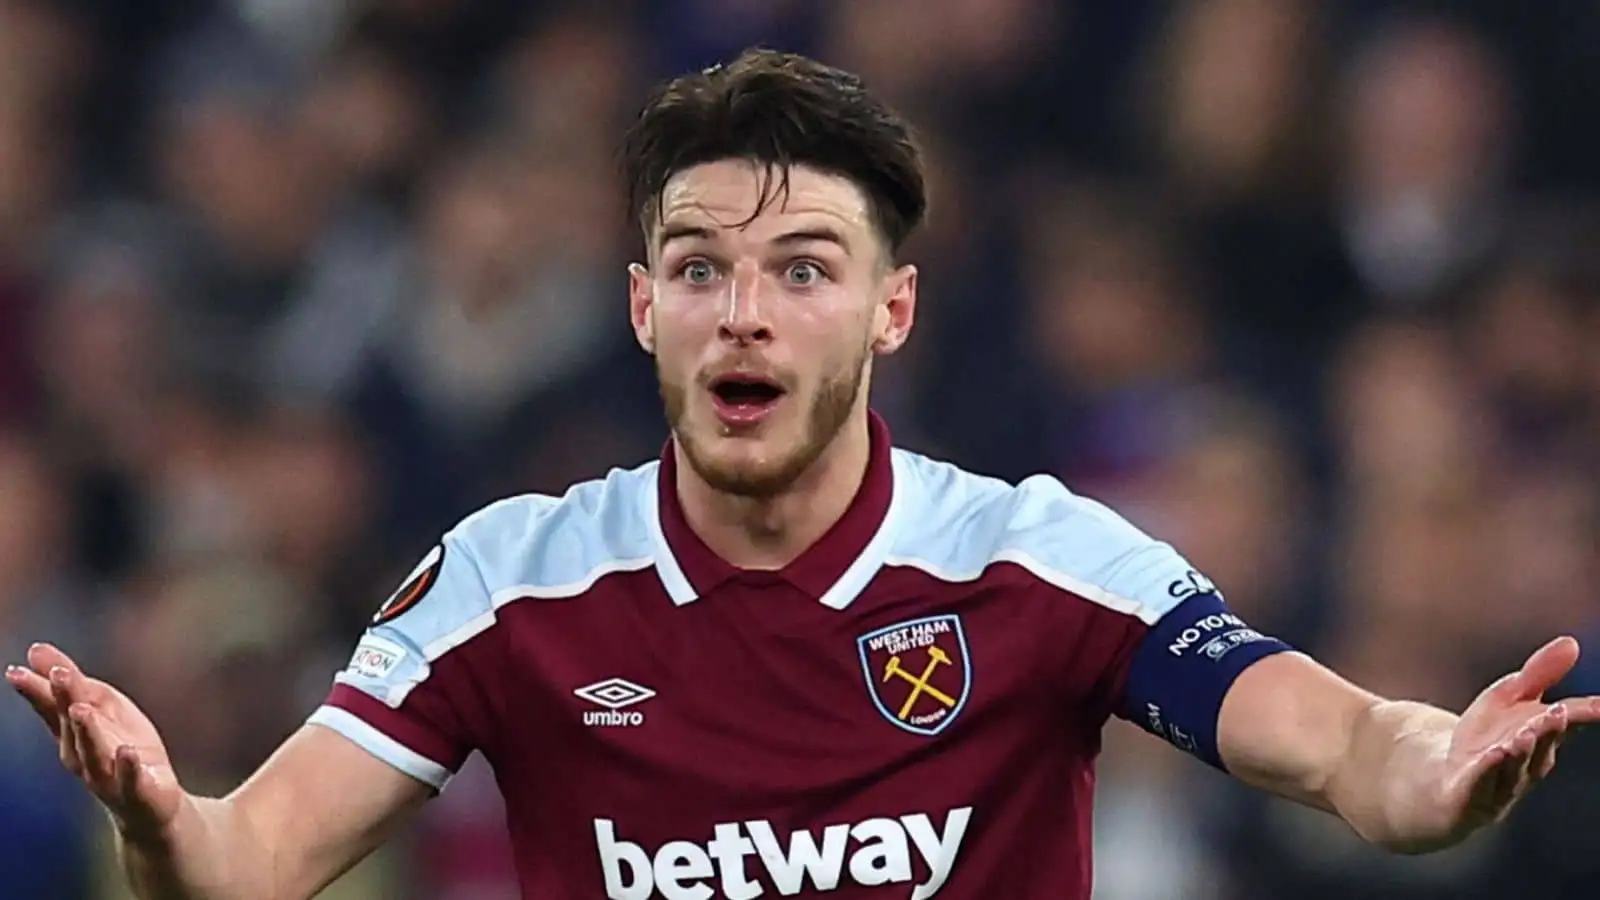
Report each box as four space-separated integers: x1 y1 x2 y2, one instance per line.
0 0 1596 898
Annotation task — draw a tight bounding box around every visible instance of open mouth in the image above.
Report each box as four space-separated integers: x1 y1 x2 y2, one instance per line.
709 374 786 424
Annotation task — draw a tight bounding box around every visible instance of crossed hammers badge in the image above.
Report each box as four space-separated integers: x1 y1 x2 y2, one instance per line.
883 647 958 720
857 614 970 735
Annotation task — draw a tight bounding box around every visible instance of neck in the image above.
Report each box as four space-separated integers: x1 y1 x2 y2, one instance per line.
675 412 873 570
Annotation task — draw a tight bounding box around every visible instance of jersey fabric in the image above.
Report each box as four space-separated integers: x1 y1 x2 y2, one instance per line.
311 413 1291 899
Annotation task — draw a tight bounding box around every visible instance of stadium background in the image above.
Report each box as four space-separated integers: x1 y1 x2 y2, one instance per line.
0 0 1596 897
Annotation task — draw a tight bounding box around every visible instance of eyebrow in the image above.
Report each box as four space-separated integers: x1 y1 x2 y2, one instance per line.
773 227 851 253
657 223 853 255
657 223 715 250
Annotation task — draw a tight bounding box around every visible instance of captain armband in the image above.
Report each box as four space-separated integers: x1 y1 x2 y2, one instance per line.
1116 591 1294 770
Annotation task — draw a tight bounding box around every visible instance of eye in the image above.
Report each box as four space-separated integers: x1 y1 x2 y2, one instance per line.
785 260 826 286
679 259 718 285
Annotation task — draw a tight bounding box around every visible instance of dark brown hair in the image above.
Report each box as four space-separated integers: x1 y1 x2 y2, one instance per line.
621 48 927 256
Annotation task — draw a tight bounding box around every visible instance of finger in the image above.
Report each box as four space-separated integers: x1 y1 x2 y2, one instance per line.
51 671 83 775
1492 750 1528 816
115 745 143 802
45 664 113 708
1494 708 1565 802
1531 730 1565 780
113 746 170 836
1510 721 1542 758
1459 746 1516 821
1556 695 1600 727
1493 746 1523 798
1542 701 1571 733
1458 743 1513 803
1497 636 1582 704
6 665 62 737
69 703 118 786
1507 724 1543 792
26 643 83 680
1526 701 1577 780
1495 727 1537 795
1515 703 1566 747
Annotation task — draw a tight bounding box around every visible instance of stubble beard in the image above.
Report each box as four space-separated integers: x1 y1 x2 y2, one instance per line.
659 347 869 499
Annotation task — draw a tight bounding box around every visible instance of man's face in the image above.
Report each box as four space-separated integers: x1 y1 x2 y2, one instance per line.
629 160 916 498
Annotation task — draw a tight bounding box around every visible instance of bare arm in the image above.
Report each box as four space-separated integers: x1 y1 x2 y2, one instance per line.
1213 653 1413 832
121 726 431 900
1217 640 1600 853
9 645 431 900
228 725 431 894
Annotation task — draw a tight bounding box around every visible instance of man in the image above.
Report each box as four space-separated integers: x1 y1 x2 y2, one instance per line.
8 49 1599 900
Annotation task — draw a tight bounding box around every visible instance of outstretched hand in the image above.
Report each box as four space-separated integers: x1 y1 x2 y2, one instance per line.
6 643 185 841
1436 636 1600 835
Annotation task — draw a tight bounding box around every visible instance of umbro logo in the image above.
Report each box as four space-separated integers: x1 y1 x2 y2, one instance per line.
574 677 655 727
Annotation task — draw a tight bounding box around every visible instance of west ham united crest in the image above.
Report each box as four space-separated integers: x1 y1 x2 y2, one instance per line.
856 614 971 736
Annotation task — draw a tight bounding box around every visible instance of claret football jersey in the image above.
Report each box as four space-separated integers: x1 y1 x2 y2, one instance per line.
312 413 1289 899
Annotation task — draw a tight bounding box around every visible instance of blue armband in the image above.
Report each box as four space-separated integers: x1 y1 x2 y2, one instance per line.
1116 591 1293 770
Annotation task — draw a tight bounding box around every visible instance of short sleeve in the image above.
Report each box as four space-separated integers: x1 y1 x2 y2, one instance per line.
308 535 499 790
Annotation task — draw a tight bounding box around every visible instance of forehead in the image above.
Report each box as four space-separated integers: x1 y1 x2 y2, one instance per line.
656 160 875 246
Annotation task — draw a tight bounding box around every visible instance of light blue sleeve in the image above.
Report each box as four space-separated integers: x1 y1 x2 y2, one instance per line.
308 531 499 789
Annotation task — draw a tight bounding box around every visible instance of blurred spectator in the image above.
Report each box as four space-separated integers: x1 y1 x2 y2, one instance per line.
0 0 89 424
1010 176 1217 519
348 135 643 539
1338 15 1514 307
1459 212 1598 470
153 15 410 404
234 407 382 634
1136 0 1361 392
821 0 1066 169
1140 0 1327 210
1146 390 1317 637
32 203 182 579
295 35 439 206
489 9 640 160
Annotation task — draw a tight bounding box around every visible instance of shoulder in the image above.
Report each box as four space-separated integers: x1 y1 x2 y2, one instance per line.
445 461 659 597
367 461 660 652
887 449 1204 624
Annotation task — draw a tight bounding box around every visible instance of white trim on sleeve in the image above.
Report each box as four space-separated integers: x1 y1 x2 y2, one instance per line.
307 705 453 790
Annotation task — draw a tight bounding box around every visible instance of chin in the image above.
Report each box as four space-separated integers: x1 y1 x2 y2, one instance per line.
681 423 816 499
698 460 800 499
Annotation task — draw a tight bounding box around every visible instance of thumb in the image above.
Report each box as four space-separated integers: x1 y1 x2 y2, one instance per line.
1488 637 1580 705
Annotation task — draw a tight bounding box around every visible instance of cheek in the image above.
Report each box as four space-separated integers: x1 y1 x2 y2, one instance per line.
644 313 705 377
652 288 725 331
650 330 694 370
796 324 872 382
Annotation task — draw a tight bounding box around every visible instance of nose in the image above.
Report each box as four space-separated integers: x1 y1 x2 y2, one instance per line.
717 259 773 345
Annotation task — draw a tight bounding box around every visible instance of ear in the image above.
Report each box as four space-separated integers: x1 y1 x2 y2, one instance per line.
871 264 917 356
628 262 655 354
